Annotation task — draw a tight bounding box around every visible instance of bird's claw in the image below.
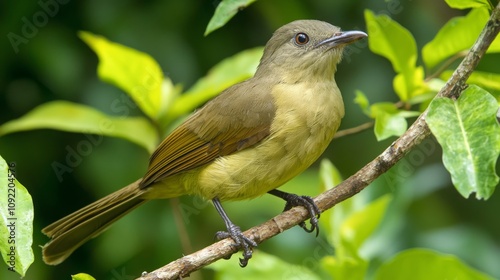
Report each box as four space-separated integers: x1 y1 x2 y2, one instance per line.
216 224 257 267
283 195 321 236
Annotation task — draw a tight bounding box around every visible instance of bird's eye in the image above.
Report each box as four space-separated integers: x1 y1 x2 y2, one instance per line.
294 33 309 45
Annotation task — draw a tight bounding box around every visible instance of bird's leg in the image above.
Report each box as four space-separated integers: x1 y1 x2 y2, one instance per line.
268 189 321 236
212 197 257 267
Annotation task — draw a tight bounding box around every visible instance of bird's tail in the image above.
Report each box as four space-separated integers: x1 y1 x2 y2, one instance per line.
42 179 146 265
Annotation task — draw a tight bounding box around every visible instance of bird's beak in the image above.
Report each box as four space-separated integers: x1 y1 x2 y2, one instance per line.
317 30 367 48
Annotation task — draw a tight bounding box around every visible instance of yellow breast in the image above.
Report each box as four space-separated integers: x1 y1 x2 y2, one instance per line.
192 80 344 201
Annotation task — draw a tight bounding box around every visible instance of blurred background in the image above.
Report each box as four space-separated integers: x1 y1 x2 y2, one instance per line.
1 0 499 279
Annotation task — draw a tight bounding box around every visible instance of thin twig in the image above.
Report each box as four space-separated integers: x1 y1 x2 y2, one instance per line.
333 121 374 139
169 198 194 254
425 51 467 82
137 4 500 279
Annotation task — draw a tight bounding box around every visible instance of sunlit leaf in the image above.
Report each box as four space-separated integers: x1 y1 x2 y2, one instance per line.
364 10 418 101
163 47 263 123
427 85 500 199
375 248 494 280
441 70 500 92
340 194 392 254
0 101 159 154
321 255 368 280
370 103 420 141
205 0 257 36
319 159 343 191
72 273 97 280
422 8 500 70
445 0 493 10
319 159 350 250
354 90 371 116
208 250 321 279
79 31 166 120
0 156 34 277
320 195 391 280
393 66 426 101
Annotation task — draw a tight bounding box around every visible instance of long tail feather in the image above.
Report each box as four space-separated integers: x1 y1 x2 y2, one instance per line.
42 179 146 265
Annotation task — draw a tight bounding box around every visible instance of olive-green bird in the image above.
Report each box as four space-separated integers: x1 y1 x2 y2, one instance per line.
42 19 367 266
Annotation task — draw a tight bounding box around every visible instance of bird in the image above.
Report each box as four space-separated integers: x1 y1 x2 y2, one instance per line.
42 19 367 267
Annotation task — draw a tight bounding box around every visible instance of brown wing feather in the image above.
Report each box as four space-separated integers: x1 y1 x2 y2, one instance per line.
140 79 275 188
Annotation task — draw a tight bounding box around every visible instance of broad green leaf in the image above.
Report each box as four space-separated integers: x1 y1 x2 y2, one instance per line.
375 248 494 280
427 85 500 199
375 112 407 141
320 195 391 280
393 66 426 101
319 159 349 250
321 255 368 280
319 159 343 191
0 101 159 154
354 90 371 116
423 8 500 70
318 159 344 245
371 103 419 141
0 156 34 276
205 0 257 36
208 250 321 280
364 10 418 101
79 31 166 120
445 0 493 10
442 70 500 92
340 194 391 255
163 47 263 123
72 273 97 280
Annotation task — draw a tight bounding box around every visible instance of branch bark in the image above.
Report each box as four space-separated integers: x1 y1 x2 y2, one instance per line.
138 5 500 280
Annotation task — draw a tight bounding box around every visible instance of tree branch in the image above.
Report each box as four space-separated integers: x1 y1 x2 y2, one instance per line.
137 5 500 280
333 121 374 139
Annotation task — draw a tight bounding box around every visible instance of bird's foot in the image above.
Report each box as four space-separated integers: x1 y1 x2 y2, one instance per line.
216 224 257 267
268 190 321 236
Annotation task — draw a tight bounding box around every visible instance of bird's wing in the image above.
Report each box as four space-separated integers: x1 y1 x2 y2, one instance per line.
140 80 275 188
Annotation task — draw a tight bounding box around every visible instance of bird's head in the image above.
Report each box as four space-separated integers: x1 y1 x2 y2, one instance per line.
255 20 367 82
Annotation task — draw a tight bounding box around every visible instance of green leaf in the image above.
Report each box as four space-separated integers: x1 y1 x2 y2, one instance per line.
205 0 257 36
208 250 321 280
442 70 500 92
321 255 368 280
422 8 500 70
163 47 263 123
319 159 343 191
393 66 426 102
0 101 159 154
427 85 500 199
364 10 418 101
79 31 166 120
370 103 420 141
319 159 349 248
445 0 493 10
320 195 392 280
354 90 371 116
0 156 34 277
375 111 407 141
375 248 494 280
340 194 392 255
71 273 97 280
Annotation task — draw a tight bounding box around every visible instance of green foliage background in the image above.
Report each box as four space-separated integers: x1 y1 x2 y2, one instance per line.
0 0 499 279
